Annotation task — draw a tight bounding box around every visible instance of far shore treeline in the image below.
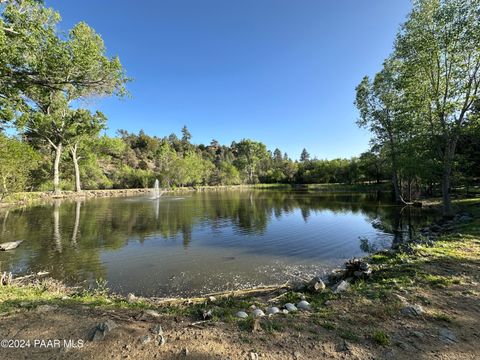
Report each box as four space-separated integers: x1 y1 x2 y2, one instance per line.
0 0 479 216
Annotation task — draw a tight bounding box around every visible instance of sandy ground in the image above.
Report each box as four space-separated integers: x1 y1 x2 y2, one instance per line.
0 269 478 360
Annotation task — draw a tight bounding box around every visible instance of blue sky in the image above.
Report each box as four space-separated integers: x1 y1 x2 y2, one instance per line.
46 0 411 160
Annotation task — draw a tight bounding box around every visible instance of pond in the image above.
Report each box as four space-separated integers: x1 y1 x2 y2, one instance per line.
0 190 438 297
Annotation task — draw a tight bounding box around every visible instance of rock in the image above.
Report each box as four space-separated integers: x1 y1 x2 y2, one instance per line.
126 293 137 303
296 300 311 311
334 280 350 294
36 304 58 313
308 276 326 292
144 309 160 318
284 303 297 312
336 340 352 352
282 309 289 314
92 328 105 342
139 335 151 344
266 307 280 315
208 296 216 302
401 304 424 317
235 311 248 319
252 309 265 317
150 324 163 336
181 347 189 356
91 320 117 341
0 241 23 251
344 258 372 279
250 352 259 360
438 328 457 344
158 335 166 346
249 304 257 310
293 351 302 359
202 309 213 320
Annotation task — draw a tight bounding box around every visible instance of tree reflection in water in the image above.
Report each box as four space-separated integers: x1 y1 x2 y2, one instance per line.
0 190 439 294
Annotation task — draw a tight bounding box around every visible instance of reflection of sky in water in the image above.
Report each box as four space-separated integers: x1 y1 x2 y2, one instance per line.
0 191 438 296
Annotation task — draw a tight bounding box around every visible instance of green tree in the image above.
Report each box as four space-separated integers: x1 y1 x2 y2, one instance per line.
0 134 38 199
394 0 480 214
233 139 269 184
300 148 310 162
9 1 127 193
355 59 407 203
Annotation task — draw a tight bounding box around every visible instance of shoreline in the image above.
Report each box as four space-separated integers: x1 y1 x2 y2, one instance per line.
0 183 392 211
0 198 478 358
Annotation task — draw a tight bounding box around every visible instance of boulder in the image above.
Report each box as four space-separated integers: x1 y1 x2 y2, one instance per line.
91 320 117 341
400 304 424 317
307 276 326 292
334 280 350 294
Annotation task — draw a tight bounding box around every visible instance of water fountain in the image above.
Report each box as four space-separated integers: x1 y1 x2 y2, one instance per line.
151 179 162 199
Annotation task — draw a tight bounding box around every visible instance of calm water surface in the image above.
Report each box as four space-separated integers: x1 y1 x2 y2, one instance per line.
0 190 438 296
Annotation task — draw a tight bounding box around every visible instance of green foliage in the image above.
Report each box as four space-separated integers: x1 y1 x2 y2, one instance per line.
372 330 390 346
356 0 480 212
338 328 359 341
0 135 39 199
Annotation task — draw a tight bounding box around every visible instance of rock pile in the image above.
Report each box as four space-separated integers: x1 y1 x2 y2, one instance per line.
344 258 372 279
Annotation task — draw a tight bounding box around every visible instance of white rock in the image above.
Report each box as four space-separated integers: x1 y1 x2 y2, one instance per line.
266 306 280 315
235 311 248 319
284 303 297 312
334 280 350 293
297 300 311 311
126 293 137 303
252 309 265 317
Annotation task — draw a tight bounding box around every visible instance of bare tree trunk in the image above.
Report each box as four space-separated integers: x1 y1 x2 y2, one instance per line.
71 143 82 192
53 143 63 195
